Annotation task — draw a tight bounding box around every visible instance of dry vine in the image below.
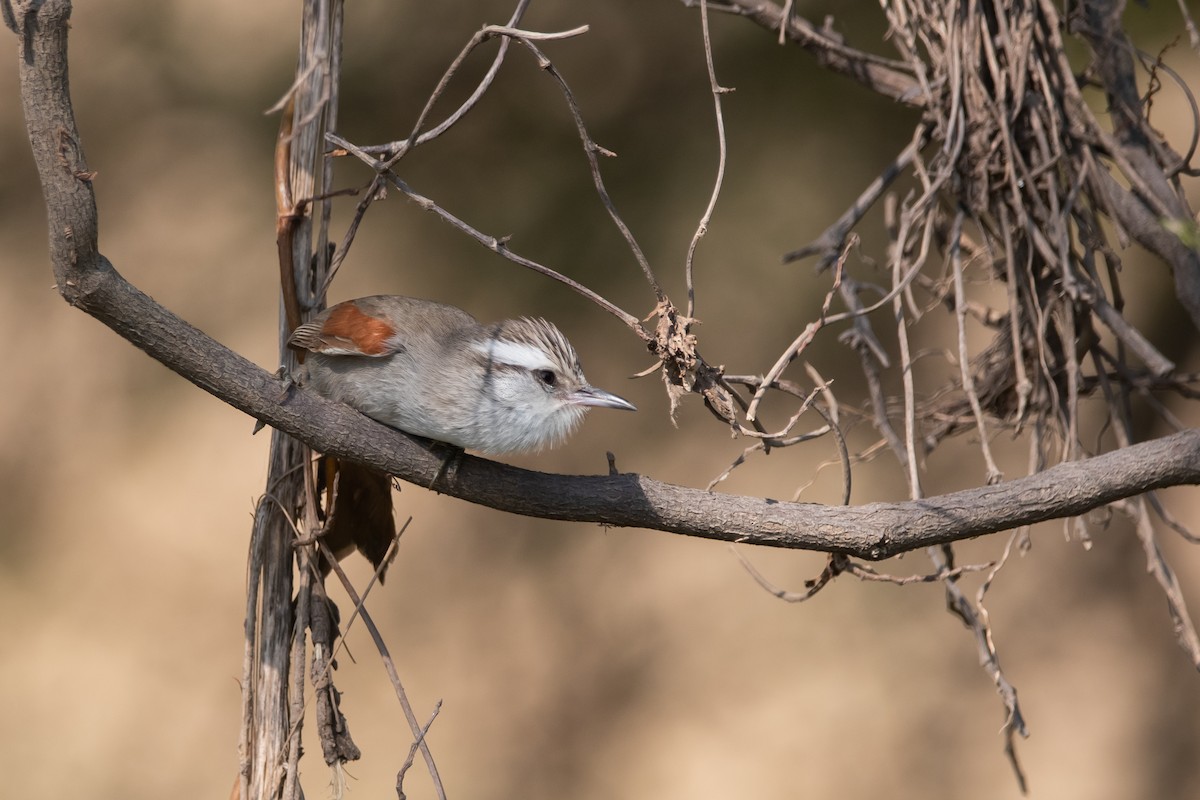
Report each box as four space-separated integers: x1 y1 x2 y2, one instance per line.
682 0 1200 788
10 0 1200 797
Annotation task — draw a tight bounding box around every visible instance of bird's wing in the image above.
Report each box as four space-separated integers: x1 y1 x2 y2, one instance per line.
287 300 406 357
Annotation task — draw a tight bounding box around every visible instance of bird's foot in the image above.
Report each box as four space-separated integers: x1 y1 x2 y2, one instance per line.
429 443 465 490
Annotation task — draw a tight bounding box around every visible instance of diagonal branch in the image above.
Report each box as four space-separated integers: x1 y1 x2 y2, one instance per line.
30 263 1200 561
15 0 1200 565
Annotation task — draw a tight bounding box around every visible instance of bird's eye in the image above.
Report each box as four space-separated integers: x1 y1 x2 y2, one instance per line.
536 369 557 388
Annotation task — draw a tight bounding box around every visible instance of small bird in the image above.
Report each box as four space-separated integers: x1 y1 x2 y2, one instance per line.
288 294 637 453
288 295 635 580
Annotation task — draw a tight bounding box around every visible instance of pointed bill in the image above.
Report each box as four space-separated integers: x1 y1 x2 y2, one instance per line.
569 386 637 411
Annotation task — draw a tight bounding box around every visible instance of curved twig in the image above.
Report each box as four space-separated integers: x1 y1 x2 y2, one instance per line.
327 132 651 341
684 0 731 318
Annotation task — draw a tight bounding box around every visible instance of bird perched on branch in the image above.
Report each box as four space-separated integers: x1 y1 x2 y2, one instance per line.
287 294 636 577
290 294 636 452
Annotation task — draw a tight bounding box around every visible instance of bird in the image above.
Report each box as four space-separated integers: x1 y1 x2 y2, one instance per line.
286 295 636 579
288 294 636 453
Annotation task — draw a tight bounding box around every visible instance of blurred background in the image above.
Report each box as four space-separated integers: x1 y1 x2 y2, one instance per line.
3 1 1200 798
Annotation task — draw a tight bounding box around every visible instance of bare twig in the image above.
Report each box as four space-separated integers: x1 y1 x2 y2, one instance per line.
361 0 534 157
1115 497 1200 668
950 208 1004 484
804 364 850 505
684 0 924 105
396 701 444 800
784 129 927 269
745 242 848 422
975 532 1030 792
501 34 664 301
329 132 650 341
733 548 845 603
842 559 994 585
381 16 587 167
684 0 732 318
319 539 448 800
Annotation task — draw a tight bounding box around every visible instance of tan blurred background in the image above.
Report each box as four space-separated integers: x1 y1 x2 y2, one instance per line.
4 1 1200 798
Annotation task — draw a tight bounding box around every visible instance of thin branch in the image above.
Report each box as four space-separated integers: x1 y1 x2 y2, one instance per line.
396 701 444 800
842 559 994 585
805 366 851 505
382 16 585 167
1136 47 1200 175
503 34 664 301
975 532 1029 792
1115 497 1200 669
323 0 538 277
361 0 534 157
733 549 843 603
685 0 925 106
745 242 846 422
328 132 650 341
1172 0 1200 51
338 22 665 306
894 237 923 498
684 0 732 318
950 208 1004 484
784 128 927 269
27 251 1200 560
319 540 448 800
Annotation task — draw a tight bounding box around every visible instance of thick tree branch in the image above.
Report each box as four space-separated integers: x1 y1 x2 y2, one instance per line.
15 0 1200 565
33 269 1200 560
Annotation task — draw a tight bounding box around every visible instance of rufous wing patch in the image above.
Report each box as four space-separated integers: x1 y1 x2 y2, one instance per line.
288 302 402 357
